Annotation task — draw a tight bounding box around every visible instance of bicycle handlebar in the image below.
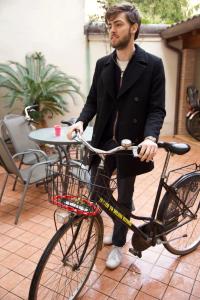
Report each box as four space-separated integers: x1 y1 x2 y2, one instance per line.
74 132 139 157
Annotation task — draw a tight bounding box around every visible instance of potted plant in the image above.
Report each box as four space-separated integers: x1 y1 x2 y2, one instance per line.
0 52 84 126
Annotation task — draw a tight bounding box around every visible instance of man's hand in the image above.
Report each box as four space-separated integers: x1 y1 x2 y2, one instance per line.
138 139 158 162
67 121 83 140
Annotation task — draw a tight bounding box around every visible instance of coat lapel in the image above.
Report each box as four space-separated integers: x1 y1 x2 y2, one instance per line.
100 45 148 100
101 54 116 100
118 45 148 99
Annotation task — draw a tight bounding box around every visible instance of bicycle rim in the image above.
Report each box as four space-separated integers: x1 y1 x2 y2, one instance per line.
187 111 200 141
160 173 200 255
29 215 102 299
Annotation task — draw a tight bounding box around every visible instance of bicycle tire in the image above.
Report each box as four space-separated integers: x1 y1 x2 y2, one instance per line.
157 172 200 255
29 214 103 300
186 111 200 141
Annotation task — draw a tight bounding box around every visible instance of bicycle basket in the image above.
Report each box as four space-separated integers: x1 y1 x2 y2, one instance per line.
46 161 117 216
164 172 200 224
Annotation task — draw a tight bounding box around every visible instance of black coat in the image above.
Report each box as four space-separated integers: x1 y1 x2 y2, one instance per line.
77 44 166 177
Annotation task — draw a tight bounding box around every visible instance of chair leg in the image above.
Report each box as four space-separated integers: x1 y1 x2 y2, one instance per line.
0 174 8 202
13 176 19 191
13 160 23 191
0 174 9 203
14 182 29 224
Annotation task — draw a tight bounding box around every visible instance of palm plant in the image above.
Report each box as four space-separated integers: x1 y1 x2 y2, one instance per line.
0 52 83 123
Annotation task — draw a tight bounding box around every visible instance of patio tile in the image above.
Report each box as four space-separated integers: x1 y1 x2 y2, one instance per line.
2 293 22 300
2 239 25 253
0 266 10 279
135 291 157 299
169 272 194 293
0 287 8 299
156 254 179 271
81 288 108 299
93 257 106 273
162 286 190 300
111 282 138 299
15 244 38 259
5 227 25 239
141 277 167 299
0 234 12 247
85 270 100 287
11 277 31 299
0 248 11 262
92 274 118 296
103 266 128 281
0 271 24 291
0 253 24 270
175 261 199 279
14 259 36 277
196 269 200 281
192 280 200 298
150 265 173 284
121 270 146 289
16 231 37 243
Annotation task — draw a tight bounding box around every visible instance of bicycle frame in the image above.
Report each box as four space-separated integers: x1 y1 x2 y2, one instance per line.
94 150 199 249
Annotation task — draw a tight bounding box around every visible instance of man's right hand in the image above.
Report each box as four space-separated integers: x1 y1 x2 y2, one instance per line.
67 121 84 140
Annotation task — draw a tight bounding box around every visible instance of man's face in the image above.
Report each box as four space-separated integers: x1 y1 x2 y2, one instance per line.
107 12 134 50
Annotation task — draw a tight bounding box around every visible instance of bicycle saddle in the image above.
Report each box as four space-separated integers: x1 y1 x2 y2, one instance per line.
158 141 190 155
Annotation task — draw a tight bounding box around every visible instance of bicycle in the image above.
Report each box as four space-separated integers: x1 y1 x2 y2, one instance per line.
186 85 200 141
29 133 200 299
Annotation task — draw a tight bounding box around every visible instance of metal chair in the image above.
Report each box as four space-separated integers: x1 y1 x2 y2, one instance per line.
0 137 54 224
2 114 59 189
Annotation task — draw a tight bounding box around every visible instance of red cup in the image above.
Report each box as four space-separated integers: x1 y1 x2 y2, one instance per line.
54 125 62 136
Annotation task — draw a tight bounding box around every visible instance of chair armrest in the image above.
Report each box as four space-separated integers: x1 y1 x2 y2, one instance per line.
12 149 49 161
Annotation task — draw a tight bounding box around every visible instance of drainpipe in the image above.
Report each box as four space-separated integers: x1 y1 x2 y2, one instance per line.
85 24 91 96
164 40 183 136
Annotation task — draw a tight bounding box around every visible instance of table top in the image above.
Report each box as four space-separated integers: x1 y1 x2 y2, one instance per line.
29 126 93 145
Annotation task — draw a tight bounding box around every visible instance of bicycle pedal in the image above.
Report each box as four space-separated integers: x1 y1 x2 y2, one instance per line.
129 248 142 258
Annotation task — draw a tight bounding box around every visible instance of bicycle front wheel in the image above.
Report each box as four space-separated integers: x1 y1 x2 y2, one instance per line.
29 214 103 300
158 172 200 255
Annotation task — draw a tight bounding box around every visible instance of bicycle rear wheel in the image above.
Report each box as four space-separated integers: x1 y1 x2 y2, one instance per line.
186 111 200 141
158 173 200 255
29 214 103 300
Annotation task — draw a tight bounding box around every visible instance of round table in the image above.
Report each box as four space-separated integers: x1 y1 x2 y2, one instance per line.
29 126 93 145
29 126 93 162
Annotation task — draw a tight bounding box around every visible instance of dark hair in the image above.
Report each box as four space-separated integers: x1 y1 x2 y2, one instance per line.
105 3 141 40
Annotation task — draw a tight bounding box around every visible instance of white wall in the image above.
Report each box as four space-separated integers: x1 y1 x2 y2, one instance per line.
0 0 86 121
86 34 179 136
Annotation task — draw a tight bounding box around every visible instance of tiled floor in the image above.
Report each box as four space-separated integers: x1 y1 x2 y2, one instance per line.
0 135 199 299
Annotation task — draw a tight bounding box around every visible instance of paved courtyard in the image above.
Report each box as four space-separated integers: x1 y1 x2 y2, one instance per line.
0 135 199 299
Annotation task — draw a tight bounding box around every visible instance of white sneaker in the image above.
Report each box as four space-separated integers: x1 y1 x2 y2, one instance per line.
106 246 122 269
103 234 113 245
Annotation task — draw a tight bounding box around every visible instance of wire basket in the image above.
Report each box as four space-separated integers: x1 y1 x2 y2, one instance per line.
46 161 117 216
165 163 199 185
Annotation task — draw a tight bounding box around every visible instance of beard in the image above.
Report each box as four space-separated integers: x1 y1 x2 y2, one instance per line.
110 30 132 50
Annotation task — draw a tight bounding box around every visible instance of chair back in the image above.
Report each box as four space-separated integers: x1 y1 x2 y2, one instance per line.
3 114 39 153
0 137 23 179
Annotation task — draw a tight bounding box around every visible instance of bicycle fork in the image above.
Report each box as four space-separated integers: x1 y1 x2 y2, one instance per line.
62 217 96 270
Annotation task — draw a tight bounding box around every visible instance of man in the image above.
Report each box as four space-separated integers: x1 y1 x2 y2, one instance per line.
67 3 166 269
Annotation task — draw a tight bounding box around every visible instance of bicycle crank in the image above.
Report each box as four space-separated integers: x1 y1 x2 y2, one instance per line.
158 234 187 245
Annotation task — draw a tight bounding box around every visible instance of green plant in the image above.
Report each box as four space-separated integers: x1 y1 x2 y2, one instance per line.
0 52 83 122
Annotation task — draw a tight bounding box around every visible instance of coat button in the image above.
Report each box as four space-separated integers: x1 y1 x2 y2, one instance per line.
134 96 139 102
132 118 138 124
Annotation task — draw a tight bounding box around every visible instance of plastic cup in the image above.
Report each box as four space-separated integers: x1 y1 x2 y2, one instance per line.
54 125 62 136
